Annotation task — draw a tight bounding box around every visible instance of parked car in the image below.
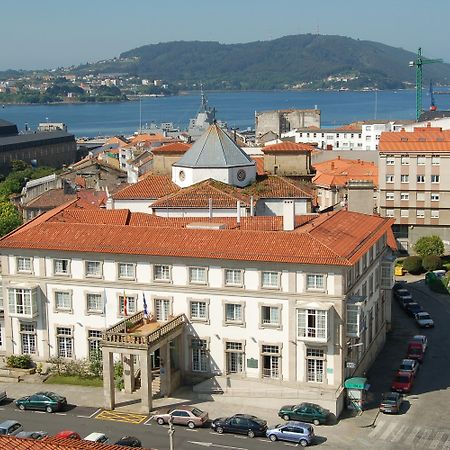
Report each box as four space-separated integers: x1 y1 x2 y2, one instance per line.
0 390 7 403
278 402 331 425
16 431 48 440
379 392 403 414
391 371 414 393
0 420 23 436
394 288 413 304
84 432 109 443
405 302 423 317
153 405 208 428
266 421 314 446
211 414 268 438
407 342 425 363
410 335 428 352
114 436 142 447
54 430 81 439
398 359 419 377
15 391 67 413
414 311 434 328
393 281 407 292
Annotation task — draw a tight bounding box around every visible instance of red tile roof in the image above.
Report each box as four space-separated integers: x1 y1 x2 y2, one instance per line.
49 208 131 225
151 142 191 154
379 126 450 152
112 175 180 200
0 207 394 267
24 189 77 210
0 435 153 450
262 142 315 153
251 156 265 175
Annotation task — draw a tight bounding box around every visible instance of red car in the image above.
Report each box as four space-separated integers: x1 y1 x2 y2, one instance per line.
406 342 424 363
54 430 81 440
391 371 414 393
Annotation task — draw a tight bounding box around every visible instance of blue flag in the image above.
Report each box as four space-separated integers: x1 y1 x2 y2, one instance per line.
143 293 148 319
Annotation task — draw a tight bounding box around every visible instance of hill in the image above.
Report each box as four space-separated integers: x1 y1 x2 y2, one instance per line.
71 34 450 90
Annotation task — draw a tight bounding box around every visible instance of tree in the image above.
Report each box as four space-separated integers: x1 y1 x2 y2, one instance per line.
413 235 445 257
402 256 423 274
0 199 21 236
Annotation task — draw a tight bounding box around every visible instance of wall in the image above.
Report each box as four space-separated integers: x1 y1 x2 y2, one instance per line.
263 152 312 176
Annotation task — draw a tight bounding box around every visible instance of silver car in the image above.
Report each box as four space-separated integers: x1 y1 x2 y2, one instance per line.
0 420 24 436
266 421 314 446
414 312 434 328
398 359 419 376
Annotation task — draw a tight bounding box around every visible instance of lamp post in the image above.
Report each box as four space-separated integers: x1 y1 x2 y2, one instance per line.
168 416 175 450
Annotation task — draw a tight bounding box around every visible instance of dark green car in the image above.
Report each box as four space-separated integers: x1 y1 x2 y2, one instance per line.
15 391 67 413
278 402 330 425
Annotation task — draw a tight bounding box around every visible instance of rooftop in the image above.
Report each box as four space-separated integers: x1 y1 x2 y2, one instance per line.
379 126 450 152
112 174 180 200
262 142 315 153
151 142 191 154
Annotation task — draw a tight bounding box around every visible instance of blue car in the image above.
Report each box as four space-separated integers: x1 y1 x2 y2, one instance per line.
266 421 314 446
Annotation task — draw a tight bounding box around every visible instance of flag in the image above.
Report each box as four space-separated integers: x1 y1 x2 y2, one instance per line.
123 290 127 317
143 293 148 319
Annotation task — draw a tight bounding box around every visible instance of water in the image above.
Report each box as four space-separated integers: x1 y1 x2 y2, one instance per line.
2 90 450 138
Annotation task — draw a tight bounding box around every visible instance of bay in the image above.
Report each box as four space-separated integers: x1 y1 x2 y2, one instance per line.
2 89 450 138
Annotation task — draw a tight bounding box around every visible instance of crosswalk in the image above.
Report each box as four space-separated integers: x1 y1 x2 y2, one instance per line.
368 419 450 448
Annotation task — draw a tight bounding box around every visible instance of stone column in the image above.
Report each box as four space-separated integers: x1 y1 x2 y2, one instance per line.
178 334 185 377
103 349 115 410
161 343 171 397
123 354 135 394
140 350 152 413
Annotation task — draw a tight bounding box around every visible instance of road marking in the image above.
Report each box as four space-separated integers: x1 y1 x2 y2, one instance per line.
0 407 4 411
143 417 153 426
389 424 408 442
379 421 397 441
415 429 432 447
77 408 102 419
95 410 148 424
34 411 46 414
55 413 66 416
186 428 199 432
403 426 421 446
429 431 445 449
368 420 385 438
187 441 247 450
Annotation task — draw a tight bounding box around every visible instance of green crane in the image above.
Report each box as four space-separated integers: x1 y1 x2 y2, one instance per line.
409 48 443 120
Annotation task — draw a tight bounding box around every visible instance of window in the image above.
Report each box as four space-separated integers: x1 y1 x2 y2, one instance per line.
431 193 440 201
306 348 325 383
153 264 171 282
118 263 135 279
400 192 409 201
417 156 426 165
261 345 281 379
401 175 409 183
431 175 440 183
386 209 394 217
119 295 137 315
261 306 280 327
155 298 170 321
385 175 394 183
20 323 36 354
261 271 279 289
55 291 71 311
224 269 243 287
416 210 425 218
386 192 394 201
85 261 102 277
190 300 207 321
401 156 409 165
400 209 409 217
416 175 425 183
386 156 395 165
87 293 104 314
88 330 102 358
306 274 325 290
225 303 243 323
347 302 362 338
225 341 244 374
432 155 440 165
54 259 70 275
297 309 327 340
57 327 73 358
191 338 208 372
416 192 425 201
17 257 32 273
8 288 36 316
431 210 439 219
189 267 207 284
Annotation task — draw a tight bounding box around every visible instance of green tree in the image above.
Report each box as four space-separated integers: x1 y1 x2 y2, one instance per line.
414 235 445 257
0 199 21 236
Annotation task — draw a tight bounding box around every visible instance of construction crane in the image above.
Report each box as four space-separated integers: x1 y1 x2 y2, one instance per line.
409 48 443 120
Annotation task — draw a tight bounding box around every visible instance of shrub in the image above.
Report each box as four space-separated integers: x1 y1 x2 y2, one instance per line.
114 361 124 390
413 235 445 257
6 354 33 369
402 256 423 274
422 255 442 272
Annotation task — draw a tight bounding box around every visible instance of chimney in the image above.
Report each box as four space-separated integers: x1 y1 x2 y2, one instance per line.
347 180 375 215
208 198 213 219
331 162 335 170
250 195 254 216
236 200 241 224
283 200 295 231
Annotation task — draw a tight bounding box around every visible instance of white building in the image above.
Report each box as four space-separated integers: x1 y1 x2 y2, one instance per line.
0 203 395 415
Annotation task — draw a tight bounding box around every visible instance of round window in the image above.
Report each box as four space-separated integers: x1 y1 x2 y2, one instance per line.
179 170 186 181
237 169 246 182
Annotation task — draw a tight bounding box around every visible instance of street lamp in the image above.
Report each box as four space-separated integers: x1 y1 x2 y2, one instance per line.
168 416 175 450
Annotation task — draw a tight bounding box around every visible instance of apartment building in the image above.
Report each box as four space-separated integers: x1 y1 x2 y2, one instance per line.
0 202 394 415
379 126 450 251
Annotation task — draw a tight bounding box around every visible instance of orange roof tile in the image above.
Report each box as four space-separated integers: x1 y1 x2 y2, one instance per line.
251 156 265 175
379 126 450 152
151 142 191 154
49 208 131 225
112 174 180 200
129 133 171 146
262 142 315 153
24 189 77 209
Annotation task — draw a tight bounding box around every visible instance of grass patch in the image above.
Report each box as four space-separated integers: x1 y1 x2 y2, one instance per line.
45 374 103 387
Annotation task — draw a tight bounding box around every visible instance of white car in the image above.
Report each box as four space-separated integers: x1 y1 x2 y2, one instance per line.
398 359 419 376
84 432 109 443
410 335 428 352
414 312 434 328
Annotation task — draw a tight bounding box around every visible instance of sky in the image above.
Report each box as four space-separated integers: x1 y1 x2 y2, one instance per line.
2 0 450 71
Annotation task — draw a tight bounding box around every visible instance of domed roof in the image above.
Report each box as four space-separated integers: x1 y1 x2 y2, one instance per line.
174 123 255 169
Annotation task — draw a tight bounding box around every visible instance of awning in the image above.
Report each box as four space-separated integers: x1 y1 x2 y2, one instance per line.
344 377 368 390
